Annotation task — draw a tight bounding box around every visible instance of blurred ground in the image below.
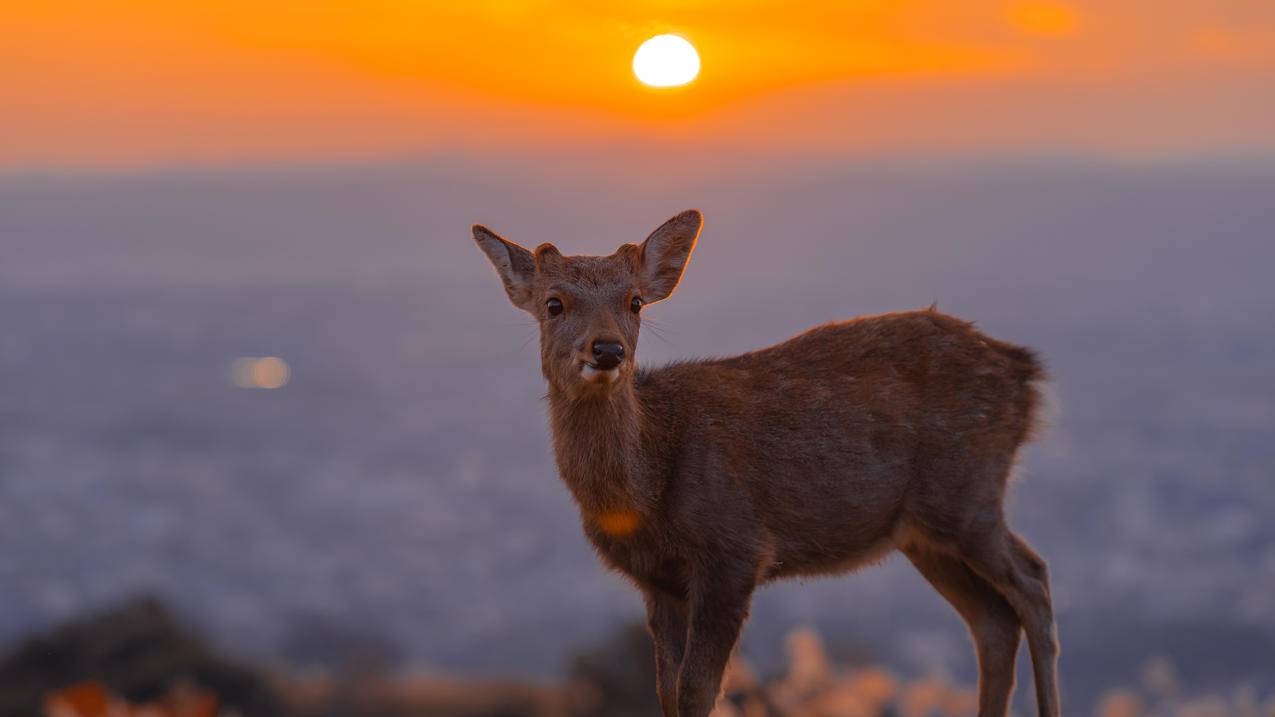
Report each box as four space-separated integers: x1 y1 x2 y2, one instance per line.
9 598 1273 717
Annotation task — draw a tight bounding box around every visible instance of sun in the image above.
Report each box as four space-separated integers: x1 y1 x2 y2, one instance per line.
632 34 700 88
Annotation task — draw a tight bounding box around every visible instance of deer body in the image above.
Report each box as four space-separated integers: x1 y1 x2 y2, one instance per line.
473 211 1060 717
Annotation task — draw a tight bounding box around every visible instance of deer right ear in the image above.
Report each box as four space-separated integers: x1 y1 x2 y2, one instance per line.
638 209 703 303
473 225 537 312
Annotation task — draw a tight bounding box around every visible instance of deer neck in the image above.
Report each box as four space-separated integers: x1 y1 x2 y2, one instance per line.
546 379 654 519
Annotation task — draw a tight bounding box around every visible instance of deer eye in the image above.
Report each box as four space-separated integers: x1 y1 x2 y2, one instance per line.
546 298 564 317
630 296 643 314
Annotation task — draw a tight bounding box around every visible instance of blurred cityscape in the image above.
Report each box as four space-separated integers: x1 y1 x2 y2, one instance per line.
1 159 1273 713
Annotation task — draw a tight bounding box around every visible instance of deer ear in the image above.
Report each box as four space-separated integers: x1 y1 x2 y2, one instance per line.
473 225 537 312
638 209 702 303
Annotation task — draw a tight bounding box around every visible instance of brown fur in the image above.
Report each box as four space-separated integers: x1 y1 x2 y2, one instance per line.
472 210 1060 717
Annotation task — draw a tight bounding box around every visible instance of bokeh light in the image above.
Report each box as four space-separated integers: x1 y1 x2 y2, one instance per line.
230 357 290 389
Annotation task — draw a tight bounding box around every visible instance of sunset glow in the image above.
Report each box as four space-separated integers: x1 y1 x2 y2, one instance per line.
1 0 1273 167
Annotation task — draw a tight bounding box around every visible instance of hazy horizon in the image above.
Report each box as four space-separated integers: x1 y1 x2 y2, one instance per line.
3 158 1272 711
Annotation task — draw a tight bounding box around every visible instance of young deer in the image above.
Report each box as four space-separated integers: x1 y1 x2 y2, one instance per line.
473 210 1059 717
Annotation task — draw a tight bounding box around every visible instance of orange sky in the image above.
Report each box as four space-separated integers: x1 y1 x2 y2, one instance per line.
3 0 1273 169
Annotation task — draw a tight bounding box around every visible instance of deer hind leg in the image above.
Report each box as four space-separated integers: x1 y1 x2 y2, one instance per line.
904 543 1021 717
955 527 1060 717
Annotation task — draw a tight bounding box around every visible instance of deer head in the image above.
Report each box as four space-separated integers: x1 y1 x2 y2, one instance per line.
473 209 702 397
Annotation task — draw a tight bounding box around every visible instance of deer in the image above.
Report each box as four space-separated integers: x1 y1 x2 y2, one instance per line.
472 209 1060 717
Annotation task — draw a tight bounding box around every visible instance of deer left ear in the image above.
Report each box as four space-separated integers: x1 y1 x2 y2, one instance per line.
638 209 702 303
473 224 538 312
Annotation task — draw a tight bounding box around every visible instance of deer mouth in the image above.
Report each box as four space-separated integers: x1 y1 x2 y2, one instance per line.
581 362 622 384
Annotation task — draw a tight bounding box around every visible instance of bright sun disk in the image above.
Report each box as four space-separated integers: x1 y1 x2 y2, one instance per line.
633 34 700 88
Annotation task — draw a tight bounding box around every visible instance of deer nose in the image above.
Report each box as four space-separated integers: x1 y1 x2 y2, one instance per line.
591 340 625 370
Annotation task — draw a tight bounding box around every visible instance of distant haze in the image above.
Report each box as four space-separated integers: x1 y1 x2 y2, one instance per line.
1 158 1273 710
